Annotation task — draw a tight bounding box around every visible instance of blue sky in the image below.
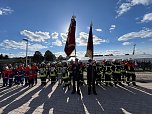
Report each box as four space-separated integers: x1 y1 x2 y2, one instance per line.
0 0 152 58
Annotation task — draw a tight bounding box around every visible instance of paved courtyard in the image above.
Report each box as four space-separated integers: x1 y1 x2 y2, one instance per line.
0 78 152 114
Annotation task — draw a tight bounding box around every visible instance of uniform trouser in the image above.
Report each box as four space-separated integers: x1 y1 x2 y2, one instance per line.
126 73 131 84
58 74 62 84
121 73 126 82
9 78 13 87
41 77 46 85
28 78 34 86
14 75 18 84
80 74 84 84
34 75 37 84
51 76 56 83
24 76 28 86
72 79 80 92
88 80 96 94
131 74 136 85
113 73 122 85
105 74 111 85
46 73 50 81
3 78 8 87
64 77 70 86
96 74 101 84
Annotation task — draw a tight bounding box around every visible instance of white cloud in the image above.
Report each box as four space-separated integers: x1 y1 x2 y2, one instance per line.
105 50 122 55
0 39 47 51
95 29 102 32
52 39 62 46
76 32 108 46
122 42 132 45
51 32 59 39
109 25 116 32
0 7 13 15
60 33 67 43
118 28 152 41
116 0 152 17
141 12 152 23
20 30 51 42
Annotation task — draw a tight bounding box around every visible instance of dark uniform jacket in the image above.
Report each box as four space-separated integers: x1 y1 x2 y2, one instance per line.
87 64 97 82
72 63 80 81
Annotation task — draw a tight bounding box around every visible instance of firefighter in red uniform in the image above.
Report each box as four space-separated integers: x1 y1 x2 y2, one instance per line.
8 64 13 87
31 63 38 85
28 65 34 87
24 65 31 86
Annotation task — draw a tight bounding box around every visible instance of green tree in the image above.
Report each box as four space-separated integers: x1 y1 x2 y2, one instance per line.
33 51 44 63
44 50 56 62
58 55 64 61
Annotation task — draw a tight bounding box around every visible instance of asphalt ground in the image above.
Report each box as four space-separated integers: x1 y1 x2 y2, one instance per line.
0 73 152 114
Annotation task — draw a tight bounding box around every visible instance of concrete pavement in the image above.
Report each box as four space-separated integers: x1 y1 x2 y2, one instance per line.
0 79 152 114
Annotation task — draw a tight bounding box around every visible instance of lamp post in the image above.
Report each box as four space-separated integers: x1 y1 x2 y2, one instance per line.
23 38 28 67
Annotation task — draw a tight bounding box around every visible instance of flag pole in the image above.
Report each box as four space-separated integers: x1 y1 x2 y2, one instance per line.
73 15 76 60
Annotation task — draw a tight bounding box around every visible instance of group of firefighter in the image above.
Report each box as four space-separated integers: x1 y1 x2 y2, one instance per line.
0 58 137 95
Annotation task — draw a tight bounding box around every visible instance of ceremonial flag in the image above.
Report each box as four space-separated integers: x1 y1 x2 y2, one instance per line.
86 22 93 59
64 16 76 56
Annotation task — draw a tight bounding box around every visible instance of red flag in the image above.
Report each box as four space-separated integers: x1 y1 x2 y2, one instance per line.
64 16 76 56
86 22 93 59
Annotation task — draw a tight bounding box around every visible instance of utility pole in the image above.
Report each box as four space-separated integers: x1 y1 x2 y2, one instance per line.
23 38 28 67
133 44 136 55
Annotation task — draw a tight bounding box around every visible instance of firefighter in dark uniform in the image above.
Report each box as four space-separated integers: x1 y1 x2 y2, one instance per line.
71 58 81 95
79 61 85 85
62 62 70 89
57 62 63 85
121 60 127 83
45 63 51 81
127 60 137 86
87 59 97 95
96 62 102 85
112 60 124 86
2 66 9 87
104 60 113 86
67 61 73 86
39 64 46 85
50 63 57 84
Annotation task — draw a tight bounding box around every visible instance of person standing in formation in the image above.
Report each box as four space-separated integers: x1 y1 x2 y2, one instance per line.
71 58 81 95
87 59 97 95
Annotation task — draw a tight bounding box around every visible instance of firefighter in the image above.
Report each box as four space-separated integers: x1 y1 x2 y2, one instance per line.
68 60 73 86
39 64 46 85
62 62 70 89
28 65 34 87
24 65 31 86
112 60 124 86
121 60 127 83
8 64 13 87
31 63 38 85
127 60 137 86
96 62 102 85
87 59 97 95
79 61 85 85
57 62 63 85
71 58 81 95
50 63 57 84
45 63 51 81
104 60 113 86
2 66 9 87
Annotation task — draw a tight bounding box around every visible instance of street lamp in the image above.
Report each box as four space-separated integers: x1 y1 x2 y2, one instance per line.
23 38 28 67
